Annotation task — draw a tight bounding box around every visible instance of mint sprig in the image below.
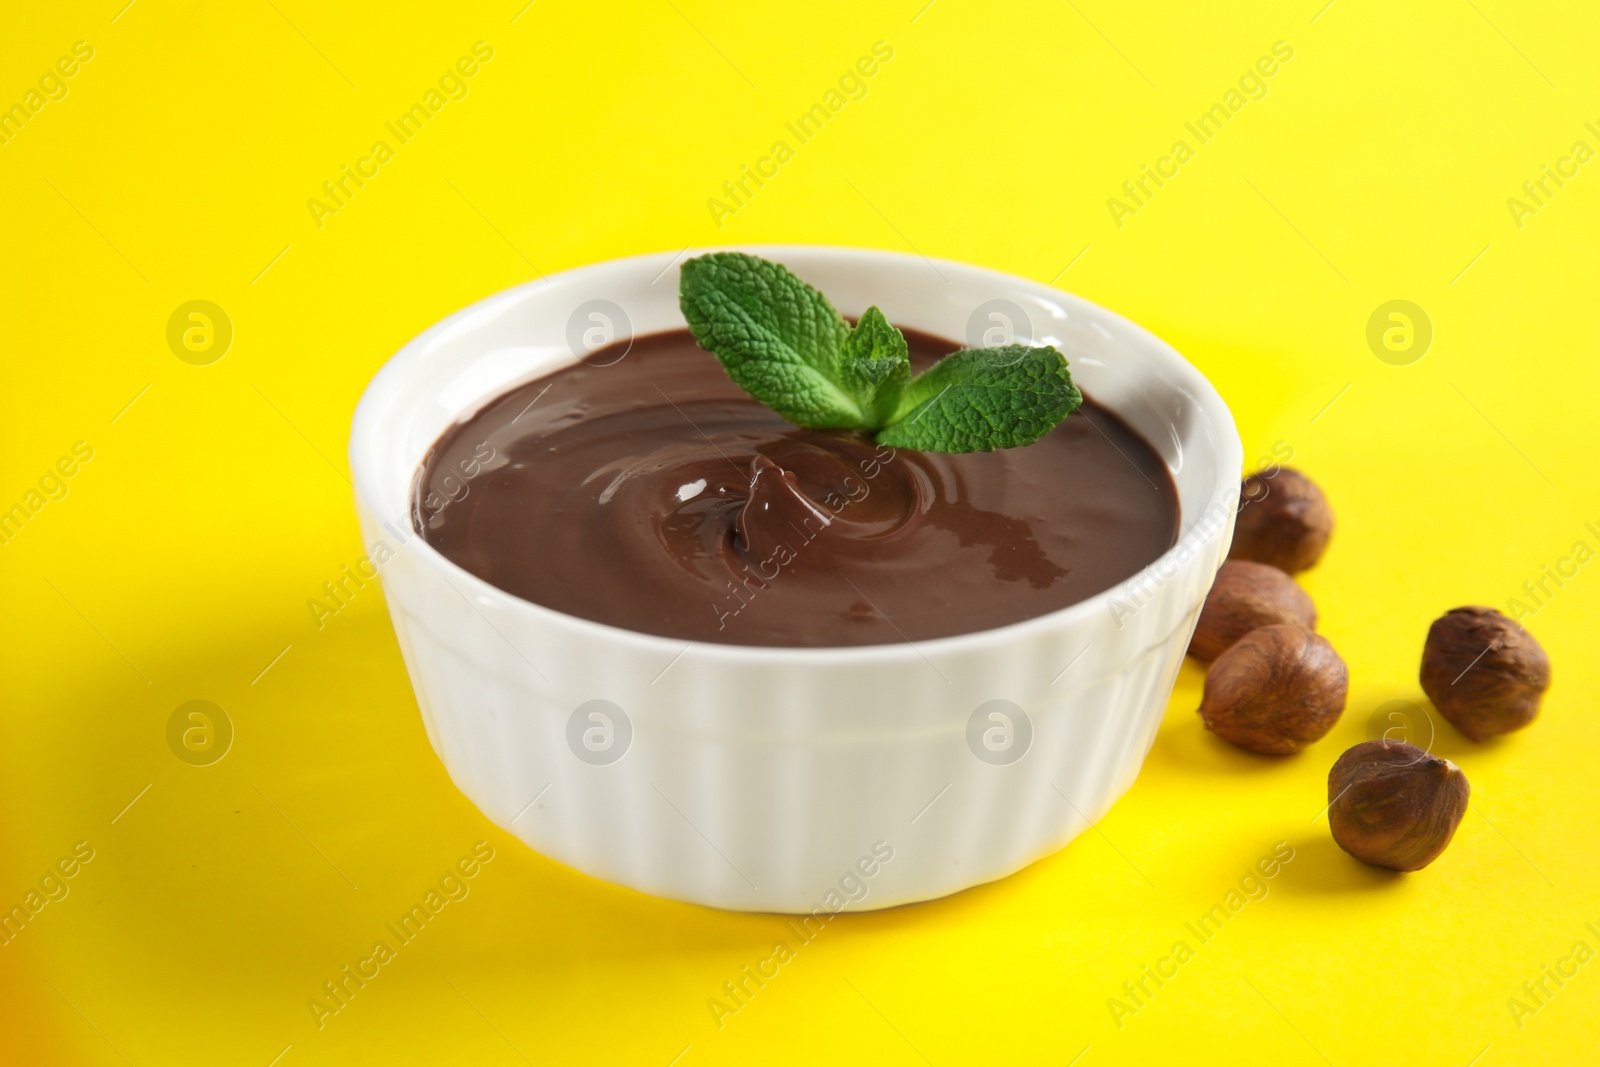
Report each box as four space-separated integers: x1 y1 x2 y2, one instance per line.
678 252 1081 453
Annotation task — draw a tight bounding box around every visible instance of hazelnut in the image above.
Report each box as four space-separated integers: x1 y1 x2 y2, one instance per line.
1328 740 1469 871
1189 560 1316 663
1420 606 1551 740
1198 623 1347 755
1229 467 1333 574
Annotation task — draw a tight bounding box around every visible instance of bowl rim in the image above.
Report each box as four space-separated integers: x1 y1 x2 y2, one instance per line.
349 243 1242 667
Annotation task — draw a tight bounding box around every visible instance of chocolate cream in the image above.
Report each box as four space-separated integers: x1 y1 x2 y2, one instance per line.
414 328 1179 647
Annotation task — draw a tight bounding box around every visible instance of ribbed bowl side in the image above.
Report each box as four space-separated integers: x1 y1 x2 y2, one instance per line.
369 495 1224 912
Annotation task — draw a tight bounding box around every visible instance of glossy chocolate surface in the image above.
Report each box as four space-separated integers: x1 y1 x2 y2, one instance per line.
415 329 1179 646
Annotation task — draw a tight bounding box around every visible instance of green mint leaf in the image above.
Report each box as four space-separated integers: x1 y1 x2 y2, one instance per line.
877 345 1083 453
677 253 1082 452
836 305 910 425
678 252 867 429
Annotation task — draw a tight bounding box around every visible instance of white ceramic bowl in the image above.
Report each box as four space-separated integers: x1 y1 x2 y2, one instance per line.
349 246 1241 913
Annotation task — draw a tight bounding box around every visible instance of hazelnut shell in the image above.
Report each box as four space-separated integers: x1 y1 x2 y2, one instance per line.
1198 623 1348 755
1229 467 1334 574
1189 559 1317 663
1420 606 1550 741
1328 740 1470 871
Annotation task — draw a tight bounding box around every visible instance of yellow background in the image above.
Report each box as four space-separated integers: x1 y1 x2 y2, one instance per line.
3 0 1597 1063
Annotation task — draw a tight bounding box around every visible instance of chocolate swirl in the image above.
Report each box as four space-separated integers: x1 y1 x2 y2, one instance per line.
415 329 1178 647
